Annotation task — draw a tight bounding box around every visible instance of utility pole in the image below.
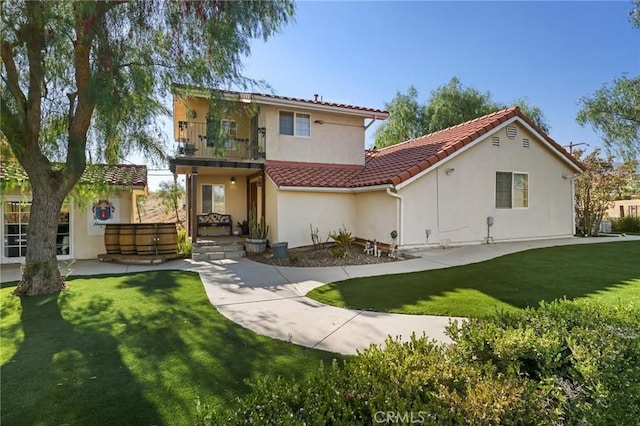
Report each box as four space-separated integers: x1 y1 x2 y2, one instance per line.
563 142 589 154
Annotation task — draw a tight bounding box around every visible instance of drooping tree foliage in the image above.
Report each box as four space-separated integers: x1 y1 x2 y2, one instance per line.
577 76 640 161
573 149 637 236
1 0 294 295
576 2 640 161
374 77 550 148
423 77 501 135
373 86 426 147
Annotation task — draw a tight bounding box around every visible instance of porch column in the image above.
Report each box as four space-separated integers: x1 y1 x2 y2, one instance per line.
190 167 198 244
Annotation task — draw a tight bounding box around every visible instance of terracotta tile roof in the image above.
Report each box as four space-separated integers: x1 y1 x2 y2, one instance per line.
0 162 147 188
266 107 584 189
173 85 388 117
266 161 363 188
252 92 388 116
82 164 148 187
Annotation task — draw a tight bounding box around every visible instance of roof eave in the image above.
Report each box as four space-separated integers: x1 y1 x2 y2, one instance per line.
250 94 389 119
276 183 393 193
171 85 388 119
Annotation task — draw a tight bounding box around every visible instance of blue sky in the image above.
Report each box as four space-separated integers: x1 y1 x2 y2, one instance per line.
244 1 637 148
147 1 638 189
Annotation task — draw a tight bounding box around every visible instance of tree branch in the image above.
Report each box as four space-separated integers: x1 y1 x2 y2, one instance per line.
0 39 27 120
24 1 46 149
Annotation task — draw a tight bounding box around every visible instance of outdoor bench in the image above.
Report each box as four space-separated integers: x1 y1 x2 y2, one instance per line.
197 212 232 236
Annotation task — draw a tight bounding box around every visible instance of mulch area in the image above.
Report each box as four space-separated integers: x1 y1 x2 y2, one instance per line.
248 244 411 267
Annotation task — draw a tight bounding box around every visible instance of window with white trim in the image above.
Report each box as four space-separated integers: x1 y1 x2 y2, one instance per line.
2 200 70 258
279 111 311 137
496 172 528 209
202 184 225 213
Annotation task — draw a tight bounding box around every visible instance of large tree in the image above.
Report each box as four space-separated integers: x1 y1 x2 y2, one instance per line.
576 2 640 161
576 76 640 161
574 149 637 236
374 86 426 148
423 77 500 134
1 1 294 295
374 77 550 148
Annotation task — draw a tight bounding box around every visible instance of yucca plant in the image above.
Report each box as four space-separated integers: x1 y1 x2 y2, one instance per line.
329 226 354 258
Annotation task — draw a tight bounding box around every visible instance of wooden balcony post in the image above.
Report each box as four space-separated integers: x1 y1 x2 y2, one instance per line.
190 167 198 244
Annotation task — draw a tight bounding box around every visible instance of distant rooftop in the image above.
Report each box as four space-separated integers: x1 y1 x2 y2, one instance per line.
0 162 148 189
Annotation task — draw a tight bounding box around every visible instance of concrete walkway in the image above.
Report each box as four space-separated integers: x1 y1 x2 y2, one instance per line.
1 236 637 355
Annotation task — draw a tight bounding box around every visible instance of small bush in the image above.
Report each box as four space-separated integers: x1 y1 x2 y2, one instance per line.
177 228 192 258
205 300 640 425
329 226 354 258
611 216 640 233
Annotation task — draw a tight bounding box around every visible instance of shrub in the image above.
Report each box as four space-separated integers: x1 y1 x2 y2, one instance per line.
329 226 354 258
449 300 640 424
248 207 269 240
611 216 640 233
177 228 192 258
205 300 640 425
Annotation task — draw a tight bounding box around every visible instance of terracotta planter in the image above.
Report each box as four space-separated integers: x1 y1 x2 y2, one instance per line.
245 238 267 254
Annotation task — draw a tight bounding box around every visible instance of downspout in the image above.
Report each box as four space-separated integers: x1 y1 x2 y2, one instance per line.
386 187 404 247
364 116 378 131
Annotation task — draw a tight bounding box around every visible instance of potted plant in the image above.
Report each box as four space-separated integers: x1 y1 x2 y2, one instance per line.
236 220 250 236
245 207 269 254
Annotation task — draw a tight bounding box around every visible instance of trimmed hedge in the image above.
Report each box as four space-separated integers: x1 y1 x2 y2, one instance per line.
611 216 640 233
203 300 640 425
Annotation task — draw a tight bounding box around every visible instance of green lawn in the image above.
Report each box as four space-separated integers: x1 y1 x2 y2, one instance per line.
308 241 640 318
0 271 342 425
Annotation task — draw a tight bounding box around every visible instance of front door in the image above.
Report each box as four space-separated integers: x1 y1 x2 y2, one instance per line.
248 180 258 216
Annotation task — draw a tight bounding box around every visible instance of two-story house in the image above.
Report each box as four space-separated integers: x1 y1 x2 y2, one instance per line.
169 88 389 246
170 88 583 253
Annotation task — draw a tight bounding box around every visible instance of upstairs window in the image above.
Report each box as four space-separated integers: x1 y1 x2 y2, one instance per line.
295 113 311 136
279 111 311 137
496 172 528 209
221 120 237 140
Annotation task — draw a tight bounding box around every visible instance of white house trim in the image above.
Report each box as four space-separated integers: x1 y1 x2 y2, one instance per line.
276 183 394 193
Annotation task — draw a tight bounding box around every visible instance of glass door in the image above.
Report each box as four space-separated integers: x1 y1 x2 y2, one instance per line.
3 201 30 258
2 201 71 259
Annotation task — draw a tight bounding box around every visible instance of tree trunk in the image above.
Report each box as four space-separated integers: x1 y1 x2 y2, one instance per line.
13 178 67 296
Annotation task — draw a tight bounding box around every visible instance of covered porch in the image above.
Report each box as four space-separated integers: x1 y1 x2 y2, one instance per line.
169 159 266 244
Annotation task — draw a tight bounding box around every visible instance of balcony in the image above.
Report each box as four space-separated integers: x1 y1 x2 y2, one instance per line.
174 121 265 161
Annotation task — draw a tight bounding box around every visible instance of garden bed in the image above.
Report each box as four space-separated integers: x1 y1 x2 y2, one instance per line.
249 245 410 267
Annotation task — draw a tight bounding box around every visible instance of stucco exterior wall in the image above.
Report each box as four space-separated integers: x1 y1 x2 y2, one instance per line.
194 174 247 230
605 199 640 219
355 191 397 244
273 190 357 248
73 191 134 259
261 104 365 165
265 178 279 242
400 123 578 246
174 96 366 166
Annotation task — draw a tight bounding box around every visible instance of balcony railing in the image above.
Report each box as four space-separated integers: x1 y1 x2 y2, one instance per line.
175 121 265 161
